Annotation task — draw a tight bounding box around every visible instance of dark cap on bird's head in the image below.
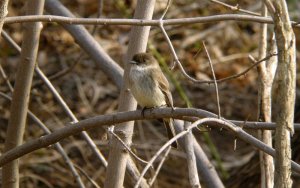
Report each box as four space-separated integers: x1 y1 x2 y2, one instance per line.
130 53 156 65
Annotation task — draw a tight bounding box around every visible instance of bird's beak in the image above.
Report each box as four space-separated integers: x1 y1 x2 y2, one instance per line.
129 60 137 64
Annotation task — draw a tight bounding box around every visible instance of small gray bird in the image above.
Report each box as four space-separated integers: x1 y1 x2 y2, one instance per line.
128 53 178 148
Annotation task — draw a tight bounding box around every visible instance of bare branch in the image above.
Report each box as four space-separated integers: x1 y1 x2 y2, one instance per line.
209 0 260 16
0 92 85 188
108 128 150 166
256 5 274 187
148 147 171 187
104 0 156 187
160 0 172 20
159 24 277 85
173 120 224 188
1 108 300 173
1 29 109 168
205 53 277 84
4 14 300 27
0 0 9 33
3 1 45 187
45 0 123 88
74 165 101 188
184 121 201 188
265 0 296 186
0 64 13 92
203 42 221 119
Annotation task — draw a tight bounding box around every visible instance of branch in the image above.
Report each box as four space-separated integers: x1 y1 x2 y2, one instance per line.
209 0 260 16
44 0 123 89
0 92 85 188
174 120 224 188
203 42 221 118
1 29 108 168
265 0 296 186
2 1 45 187
108 128 150 166
201 53 277 84
159 20 277 85
256 4 275 188
0 0 9 34
3 14 300 27
148 147 171 186
183 121 201 188
135 118 227 188
1 108 300 173
104 0 156 187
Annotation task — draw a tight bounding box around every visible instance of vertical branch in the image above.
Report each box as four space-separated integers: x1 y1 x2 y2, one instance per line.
203 42 221 119
104 1 156 188
45 1 150 186
2 0 45 187
148 147 171 186
256 5 274 188
264 0 296 187
184 121 201 188
0 0 9 34
174 120 224 188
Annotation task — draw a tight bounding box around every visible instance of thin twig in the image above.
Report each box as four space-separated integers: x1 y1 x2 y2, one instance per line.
210 0 260 16
159 21 199 80
74 164 101 188
91 0 103 35
203 42 221 119
202 53 277 84
160 0 172 20
3 14 300 27
108 128 150 166
148 147 171 186
159 23 277 85
33 58 81 87
0 64 13 92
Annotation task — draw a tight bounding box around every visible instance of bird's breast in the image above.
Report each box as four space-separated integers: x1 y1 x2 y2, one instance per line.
129 67 166 107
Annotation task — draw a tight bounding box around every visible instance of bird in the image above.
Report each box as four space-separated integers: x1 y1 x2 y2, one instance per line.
128 52 178 148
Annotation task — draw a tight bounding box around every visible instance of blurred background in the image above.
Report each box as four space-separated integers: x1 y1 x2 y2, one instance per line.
0 0 300 187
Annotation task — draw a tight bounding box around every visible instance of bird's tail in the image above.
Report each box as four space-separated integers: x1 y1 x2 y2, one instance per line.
163 118 178 148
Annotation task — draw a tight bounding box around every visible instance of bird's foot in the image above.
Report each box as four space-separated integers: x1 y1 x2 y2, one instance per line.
141 107 155 117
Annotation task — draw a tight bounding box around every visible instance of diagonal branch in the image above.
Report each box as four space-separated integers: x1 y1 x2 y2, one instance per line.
1 29 108 168
0 92 85 188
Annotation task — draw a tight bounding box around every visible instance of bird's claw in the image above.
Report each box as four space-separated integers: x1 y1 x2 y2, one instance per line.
141 107 147 117
141 106 157 117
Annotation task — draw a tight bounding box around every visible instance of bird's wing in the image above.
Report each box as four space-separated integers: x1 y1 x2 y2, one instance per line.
153 69 173 108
